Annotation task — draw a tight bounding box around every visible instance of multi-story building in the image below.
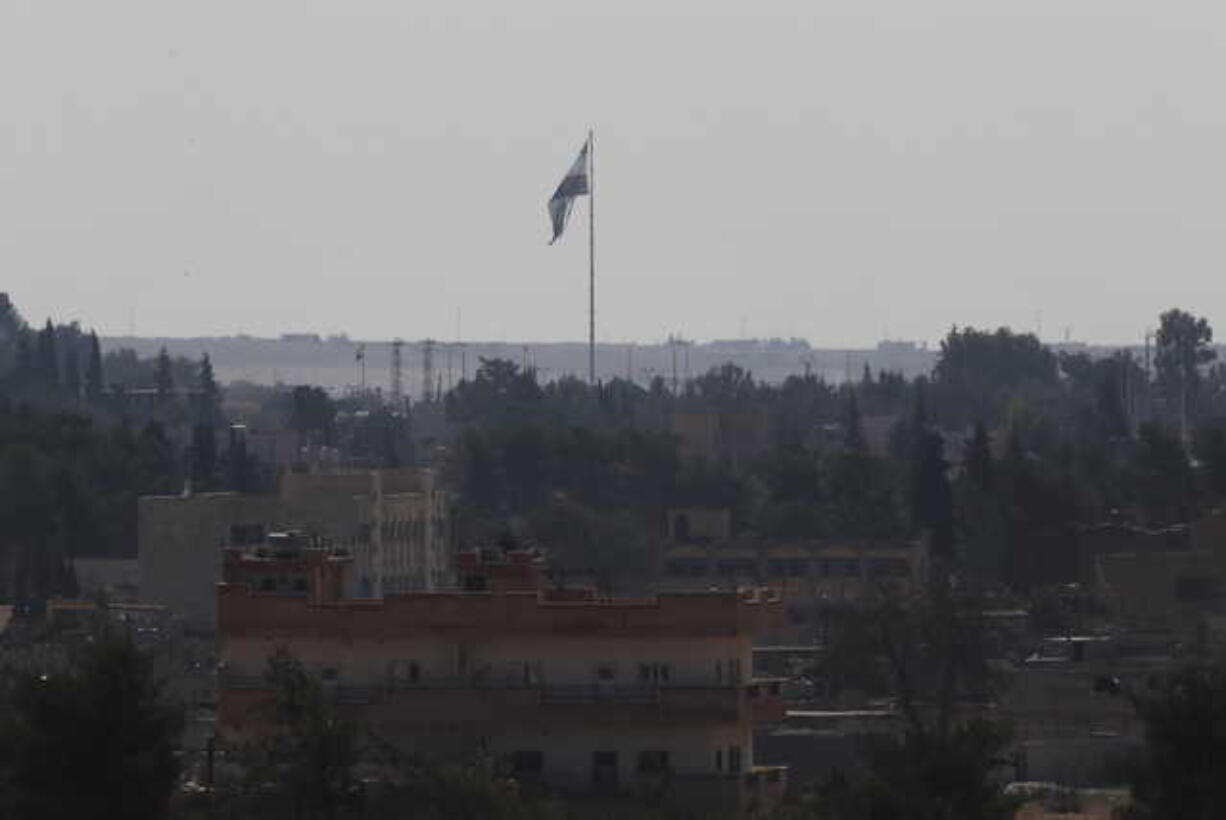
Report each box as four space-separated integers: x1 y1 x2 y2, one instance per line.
217 546 789 817
660 538 925 602
139 468 450 632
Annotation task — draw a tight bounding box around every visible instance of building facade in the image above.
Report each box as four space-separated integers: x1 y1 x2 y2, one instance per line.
660 539 925 601
138 468 451 631
217 547 788 817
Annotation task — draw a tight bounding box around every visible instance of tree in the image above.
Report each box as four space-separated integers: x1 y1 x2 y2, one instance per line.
196 352 220 425
85 331 104 401
154 346 173 402
690 363 756 407
811 592 1017 820
931 326 1058 427
0 631 183 820
1126 663 1226 820
956 423 1009 583
136 421 177 495
35 319 58 389
1128 423 1195 527
238 648 365 820
0 292 23 356
13 332 34 388
964 423 993 492
289 385 336 451
1155 308 1215 430
1194 422 1226 500
190 423 217 491
62 338 81 399
842 390 865 454
910 428 954 563
446 358 543 427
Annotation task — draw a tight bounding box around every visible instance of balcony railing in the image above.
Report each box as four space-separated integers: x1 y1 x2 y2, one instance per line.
220 673 746 717
539 683 659 705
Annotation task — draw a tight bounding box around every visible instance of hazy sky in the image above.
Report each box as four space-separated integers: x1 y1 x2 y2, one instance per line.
4 1 1225 346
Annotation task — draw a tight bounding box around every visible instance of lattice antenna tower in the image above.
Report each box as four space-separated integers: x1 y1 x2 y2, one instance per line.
422 339 436 403
390 339 404 408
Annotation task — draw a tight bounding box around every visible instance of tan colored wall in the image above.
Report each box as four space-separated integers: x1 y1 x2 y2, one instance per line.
139 493 284 631
223 632 751 687
484 723 752 780
219 585 775 641
139 469 451 631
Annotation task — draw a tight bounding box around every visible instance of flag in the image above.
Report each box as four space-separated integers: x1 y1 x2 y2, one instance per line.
355 344 366 363
547 139 590 244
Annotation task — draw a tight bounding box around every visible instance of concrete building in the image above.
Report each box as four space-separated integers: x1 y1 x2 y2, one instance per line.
217 546 789 817
660 538 925 602
139 468 451 632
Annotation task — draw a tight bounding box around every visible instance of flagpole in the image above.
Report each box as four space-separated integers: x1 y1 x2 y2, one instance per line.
588 128 596 384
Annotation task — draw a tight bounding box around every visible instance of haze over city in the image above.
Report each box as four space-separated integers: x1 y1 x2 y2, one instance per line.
6 0 1226 346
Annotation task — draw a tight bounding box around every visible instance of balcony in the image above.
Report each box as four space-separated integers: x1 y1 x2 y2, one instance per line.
540 684 659 705
219 673 748 724
747 678 787 724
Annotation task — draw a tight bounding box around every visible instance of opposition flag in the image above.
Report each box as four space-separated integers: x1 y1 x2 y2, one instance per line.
547 139 590 244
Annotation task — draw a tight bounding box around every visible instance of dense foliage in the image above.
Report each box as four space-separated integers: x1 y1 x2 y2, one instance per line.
0 631 183 820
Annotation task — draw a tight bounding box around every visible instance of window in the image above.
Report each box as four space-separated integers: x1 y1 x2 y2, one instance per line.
592 751 619 791
727 658 743 684
511 750 543 776
768 559 808 578
715 748 723 772
673 513 691 541
638 663 670 684
666 559 708 577
717 559 756 578
727 746 742 774
388 659 421 685
868 558 910 578
821 558 860 578
515 661 542 685
637 750 670 774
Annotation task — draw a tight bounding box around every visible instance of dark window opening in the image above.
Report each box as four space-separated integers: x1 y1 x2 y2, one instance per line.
638 750 670 774
511 750 543 776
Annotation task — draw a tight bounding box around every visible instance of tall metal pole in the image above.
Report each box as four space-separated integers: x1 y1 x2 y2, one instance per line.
588 129 596 384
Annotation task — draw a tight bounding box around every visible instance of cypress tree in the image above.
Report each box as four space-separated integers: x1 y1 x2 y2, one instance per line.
965 422 994 492
85 331 104 401
843 390 866 453
154 347 173 402
14 332 34 386
35 319 58 388
197 353 219 425
63 340 81 399
190 423 217 490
